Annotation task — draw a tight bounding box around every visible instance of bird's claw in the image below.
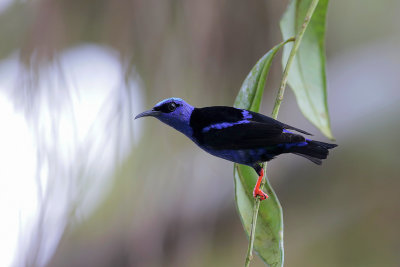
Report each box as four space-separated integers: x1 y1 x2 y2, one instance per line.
253 189 269 201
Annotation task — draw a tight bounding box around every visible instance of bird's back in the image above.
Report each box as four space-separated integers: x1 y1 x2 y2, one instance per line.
188 106 336 166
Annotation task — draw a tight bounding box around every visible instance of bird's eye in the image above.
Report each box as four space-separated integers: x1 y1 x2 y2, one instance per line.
168 102 177 112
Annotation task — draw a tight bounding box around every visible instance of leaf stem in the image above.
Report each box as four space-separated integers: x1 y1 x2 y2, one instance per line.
244 1 320 266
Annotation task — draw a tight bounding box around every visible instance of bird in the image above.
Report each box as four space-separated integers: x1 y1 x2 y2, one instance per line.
135 97 337 201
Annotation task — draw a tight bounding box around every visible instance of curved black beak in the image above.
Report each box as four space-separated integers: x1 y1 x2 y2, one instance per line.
134 110 161 119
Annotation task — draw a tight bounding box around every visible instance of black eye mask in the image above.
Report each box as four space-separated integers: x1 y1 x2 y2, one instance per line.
154 102 179 113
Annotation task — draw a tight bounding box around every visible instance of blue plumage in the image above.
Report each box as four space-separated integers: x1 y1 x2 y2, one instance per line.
202 120 251 133
135 98 337 200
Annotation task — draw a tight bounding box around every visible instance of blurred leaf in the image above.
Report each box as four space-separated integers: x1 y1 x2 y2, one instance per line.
234 42 285 266
280 0 333 139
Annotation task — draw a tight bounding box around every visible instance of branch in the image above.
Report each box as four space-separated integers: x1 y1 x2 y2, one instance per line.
244 196 262 267
272 0 320 119
244 1 320 266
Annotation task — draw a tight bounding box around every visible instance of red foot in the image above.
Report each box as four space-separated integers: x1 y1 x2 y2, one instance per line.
253 188 269 200
253 168 269 201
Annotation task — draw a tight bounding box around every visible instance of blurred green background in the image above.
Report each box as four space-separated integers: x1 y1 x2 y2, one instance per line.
0 0 399 266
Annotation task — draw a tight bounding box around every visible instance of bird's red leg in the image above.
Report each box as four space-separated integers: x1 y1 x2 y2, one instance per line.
253 168 269 201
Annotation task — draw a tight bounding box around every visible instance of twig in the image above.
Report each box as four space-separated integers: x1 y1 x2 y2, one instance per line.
272 0 320 119
244 1 320 266
244 197 261 267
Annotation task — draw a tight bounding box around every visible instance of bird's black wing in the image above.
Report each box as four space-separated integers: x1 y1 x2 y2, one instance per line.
248 111 312 135
200 122 305 150
190 107 305 150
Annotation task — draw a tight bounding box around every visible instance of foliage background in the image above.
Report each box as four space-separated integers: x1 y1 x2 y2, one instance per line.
0 0 399 266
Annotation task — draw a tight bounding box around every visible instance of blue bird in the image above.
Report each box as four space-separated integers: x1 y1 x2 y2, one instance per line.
135 98 337 200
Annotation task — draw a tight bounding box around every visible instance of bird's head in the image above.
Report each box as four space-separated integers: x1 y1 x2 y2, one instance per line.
135 98 194 137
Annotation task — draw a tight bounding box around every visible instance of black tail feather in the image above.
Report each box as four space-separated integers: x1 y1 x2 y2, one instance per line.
290 140 337 165
308 140 338 149
292 153 322 165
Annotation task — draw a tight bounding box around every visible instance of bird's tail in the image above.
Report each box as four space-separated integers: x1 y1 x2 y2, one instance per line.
290 140 337 165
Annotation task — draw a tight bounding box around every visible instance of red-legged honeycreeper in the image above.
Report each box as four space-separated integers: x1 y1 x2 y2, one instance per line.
135 98 337 201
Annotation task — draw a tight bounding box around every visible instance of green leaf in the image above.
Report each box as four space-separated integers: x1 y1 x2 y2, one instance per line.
233 42 286 266
280 0 333 139
234 41 290 111
234 166 283 267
